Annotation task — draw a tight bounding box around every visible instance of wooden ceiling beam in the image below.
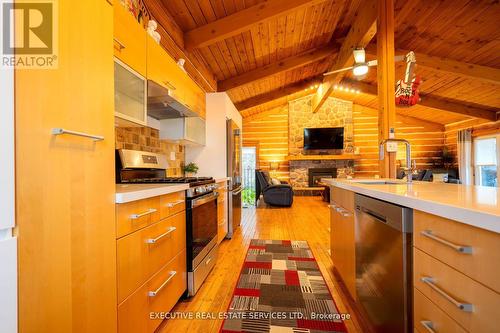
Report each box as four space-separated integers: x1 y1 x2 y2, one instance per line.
365 45 500 84
234 78 321 111
312 0 377 113
356 104 444 132
184 0 327 50
218 43 339 91
342 79 499 121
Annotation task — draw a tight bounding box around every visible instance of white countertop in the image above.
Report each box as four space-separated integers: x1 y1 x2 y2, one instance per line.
115 184 189 204
322 178 500 234
214 177 230 183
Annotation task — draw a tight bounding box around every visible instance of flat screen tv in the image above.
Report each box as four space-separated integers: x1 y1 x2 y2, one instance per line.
303 127 344 150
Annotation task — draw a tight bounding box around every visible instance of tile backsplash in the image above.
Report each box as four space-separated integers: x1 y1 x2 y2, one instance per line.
115 127 184 176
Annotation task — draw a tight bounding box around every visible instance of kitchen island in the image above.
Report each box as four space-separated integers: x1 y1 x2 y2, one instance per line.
322 178 500 333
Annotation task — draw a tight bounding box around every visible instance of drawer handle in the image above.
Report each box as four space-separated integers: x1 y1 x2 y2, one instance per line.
421 230 473 254
146 226 176 244
420 321 436 333
205 257 212 266
166 200 184 208
148 271 176 297
130 208 157 219
334 206 351 217
421 276 473 312
113 38 125 50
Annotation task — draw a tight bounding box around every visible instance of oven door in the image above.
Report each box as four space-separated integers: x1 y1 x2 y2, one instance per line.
189 191 218 269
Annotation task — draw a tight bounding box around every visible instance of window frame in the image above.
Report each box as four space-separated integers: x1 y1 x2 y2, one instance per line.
473 134 500 187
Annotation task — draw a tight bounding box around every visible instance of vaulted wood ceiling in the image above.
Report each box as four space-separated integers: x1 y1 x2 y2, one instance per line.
145 0 500 125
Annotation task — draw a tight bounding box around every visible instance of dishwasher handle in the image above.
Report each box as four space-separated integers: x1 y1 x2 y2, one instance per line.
359 206 387 224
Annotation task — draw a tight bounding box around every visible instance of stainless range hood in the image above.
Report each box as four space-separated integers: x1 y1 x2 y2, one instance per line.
147 80 198 119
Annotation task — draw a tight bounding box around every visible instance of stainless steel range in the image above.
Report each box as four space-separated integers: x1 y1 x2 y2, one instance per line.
116 149 219 296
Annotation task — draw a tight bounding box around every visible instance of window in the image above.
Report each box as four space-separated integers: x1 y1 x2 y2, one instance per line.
473 135 500 187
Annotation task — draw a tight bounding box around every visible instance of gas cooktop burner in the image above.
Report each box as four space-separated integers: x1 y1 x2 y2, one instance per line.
121 176 215 187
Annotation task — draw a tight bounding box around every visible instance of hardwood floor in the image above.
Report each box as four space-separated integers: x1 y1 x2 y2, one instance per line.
158 196 362 333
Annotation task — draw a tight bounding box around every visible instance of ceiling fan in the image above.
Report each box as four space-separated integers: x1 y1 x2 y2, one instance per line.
323 48 406 77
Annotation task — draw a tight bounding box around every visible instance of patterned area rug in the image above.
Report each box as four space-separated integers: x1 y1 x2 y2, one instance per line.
220 239 348 333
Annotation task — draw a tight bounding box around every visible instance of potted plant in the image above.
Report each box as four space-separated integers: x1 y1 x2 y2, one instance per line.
183 162 199 177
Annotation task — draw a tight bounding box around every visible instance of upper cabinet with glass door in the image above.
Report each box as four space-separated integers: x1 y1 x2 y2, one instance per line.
113 2 147 126
114 60 147 126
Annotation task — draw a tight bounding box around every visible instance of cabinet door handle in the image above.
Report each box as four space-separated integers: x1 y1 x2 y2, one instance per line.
205 257 212 266
421 230 473 254
130 208 157 219
163 81 176 90
421 276 473 312
420 321 436 333
145 226 176 244
113 38 125 50
166 200 184 208
51 128 104 141
148 271 176 297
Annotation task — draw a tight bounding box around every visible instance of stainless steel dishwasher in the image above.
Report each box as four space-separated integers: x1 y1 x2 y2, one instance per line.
354 194 413 333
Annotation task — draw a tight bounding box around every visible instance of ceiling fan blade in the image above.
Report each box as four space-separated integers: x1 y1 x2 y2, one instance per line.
353 48 366 64
366 59 378 67
323 67 353 76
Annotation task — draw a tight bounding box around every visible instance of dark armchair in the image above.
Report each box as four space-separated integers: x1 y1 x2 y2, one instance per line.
255 170 294 207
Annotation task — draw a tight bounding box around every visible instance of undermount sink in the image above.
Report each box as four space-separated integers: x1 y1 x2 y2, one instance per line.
355 181 403 185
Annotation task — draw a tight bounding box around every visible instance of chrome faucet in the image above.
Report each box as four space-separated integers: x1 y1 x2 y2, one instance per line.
379 138 416 183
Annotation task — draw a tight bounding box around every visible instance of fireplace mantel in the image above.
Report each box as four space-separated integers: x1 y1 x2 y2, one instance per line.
287 154 361 161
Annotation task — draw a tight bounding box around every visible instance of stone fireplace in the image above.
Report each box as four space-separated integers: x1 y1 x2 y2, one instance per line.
308 168 337 187
289 159 353 188
287 95 355 188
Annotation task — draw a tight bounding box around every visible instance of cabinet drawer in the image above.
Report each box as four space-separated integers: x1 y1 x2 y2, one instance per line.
414 210 500 293
330 187 354 212
118 250 187 333
414 248 500 333
113 3 146 76
117 212 186 302
116 197 161 238
414 288 467 333
159 191 185 220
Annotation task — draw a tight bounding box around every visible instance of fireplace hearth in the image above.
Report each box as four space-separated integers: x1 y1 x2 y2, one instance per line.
308 168 337 187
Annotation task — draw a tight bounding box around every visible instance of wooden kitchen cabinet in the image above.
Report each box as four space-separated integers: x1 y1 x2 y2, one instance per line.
118 250 187 333
116 191 187 333
329 188 356 300
146 36 186 104
413 210 500 333
117 211 186 303
15 0 117 332
114 1 147 76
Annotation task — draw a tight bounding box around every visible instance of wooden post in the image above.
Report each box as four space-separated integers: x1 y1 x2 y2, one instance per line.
377 0 396 178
